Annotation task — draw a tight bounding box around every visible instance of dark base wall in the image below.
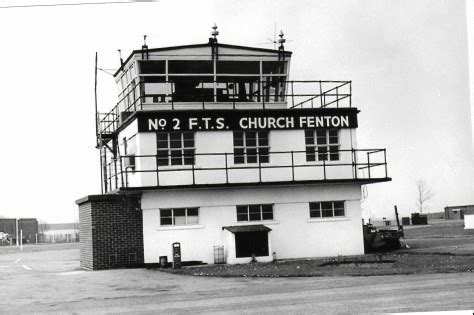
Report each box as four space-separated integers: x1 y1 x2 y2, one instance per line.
76 193 144 270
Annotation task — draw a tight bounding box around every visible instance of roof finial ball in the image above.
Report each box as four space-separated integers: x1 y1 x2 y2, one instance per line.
278 30 286 48
211 23 219 38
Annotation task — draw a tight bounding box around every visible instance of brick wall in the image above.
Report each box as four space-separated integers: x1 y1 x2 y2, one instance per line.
76 193 144 270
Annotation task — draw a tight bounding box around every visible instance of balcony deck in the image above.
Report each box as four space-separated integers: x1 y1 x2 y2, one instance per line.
97 80 352 138
103 148 390 192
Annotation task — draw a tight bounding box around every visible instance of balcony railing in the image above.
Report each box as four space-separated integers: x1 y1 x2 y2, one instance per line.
97 80 352 137
103 148 388 192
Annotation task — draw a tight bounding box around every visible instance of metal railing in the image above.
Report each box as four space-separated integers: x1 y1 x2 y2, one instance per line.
103 148 388 191
96 80 352 137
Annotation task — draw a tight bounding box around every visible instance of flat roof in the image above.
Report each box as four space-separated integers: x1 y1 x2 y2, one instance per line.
115 42 293 77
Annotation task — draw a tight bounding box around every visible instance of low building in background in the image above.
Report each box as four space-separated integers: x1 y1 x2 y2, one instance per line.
40 223 79 243
0 218 38 244
445 205 474 220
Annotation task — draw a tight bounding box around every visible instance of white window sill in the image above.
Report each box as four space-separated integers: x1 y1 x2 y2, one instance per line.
307 217 350 223
156 224 205 231
235 220 280 225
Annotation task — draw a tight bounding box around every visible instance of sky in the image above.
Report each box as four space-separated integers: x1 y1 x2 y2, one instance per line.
0 0 472 223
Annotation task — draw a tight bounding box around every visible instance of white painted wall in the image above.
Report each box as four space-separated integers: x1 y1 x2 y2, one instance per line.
141 183 363 264
133 128 361 187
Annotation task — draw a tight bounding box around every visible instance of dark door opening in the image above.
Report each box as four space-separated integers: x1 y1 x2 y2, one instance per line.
235 231 269 258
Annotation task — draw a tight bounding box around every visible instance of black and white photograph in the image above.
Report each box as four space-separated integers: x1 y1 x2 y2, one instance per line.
0 0 473 313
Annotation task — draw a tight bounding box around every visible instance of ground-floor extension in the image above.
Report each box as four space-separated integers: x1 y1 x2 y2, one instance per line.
77 183 365 269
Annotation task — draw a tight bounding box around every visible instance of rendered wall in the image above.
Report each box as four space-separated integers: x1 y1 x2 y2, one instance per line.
141 183 363 264
133 128 360 188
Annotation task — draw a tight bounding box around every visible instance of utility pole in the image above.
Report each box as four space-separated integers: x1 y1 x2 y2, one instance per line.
15 219 19 246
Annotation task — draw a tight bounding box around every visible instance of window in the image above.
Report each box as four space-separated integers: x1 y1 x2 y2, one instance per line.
309 201 345 218
305 129 340 162
233 131 269 164
236 204 274 221
140 60 166 74
216 61 260 74
160 207 199 226
157 132 195 166
168 60 213 74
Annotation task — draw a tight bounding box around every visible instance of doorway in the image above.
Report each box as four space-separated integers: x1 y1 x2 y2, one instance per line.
235 231 269 258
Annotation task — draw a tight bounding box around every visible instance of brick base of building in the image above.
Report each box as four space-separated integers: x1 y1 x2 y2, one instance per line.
76 192 144 270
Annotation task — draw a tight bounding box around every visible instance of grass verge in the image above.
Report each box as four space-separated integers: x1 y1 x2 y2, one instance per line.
157 252 474 278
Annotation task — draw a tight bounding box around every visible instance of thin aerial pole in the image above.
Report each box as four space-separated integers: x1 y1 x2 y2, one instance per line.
95 52 104 194
94 52 99 145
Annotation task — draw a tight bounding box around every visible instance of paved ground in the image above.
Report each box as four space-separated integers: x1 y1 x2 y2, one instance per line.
1 245 473 313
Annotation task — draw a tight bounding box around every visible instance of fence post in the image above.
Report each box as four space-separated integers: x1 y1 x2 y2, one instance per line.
291 151 295 181
225 153 229 184
319 81 323 107
155 156 160 186
353 149 358 179
201 80 205 109
323 159 327 180
291 81 295 108
367 152 371 178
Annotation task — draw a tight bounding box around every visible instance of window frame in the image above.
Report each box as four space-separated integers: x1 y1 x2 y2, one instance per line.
236 204 274 222
305 129 340 162
156 131 195 166
160 207 199 226
309 201 346 219
233 130 270 164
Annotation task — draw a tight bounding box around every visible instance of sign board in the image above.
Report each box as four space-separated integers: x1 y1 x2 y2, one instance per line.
137 108 358 132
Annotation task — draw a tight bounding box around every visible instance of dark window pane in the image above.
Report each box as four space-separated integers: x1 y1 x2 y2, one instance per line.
161 209 172 217
305 130 315 145
246 148 257 163
183 132 194 141
329 146 339 161
233 132 244 146
262 211 273 220
259 147 269 163
140 60 166 74
174 208 185 217
262 61 287 74
170 132 181 141
183 149 194 165
334 209 345 217
318 147 328 161
329 130 338 144
309 202 320 210
245 132 257 146
157 138 169 148
261 204 273 220
249 205 261 220
321 202 333 217
170 150 182 165
316 131 327 145
237 205 248 214
234 148 245 164
183 140 194 148
187 208 198 216
237 213 248 221
160 217 172 225
157 133 168 141
170 139 182 149
168 60 213 74
217 61 260 74
310 210 321 218
258 131 269 146
157 150 169 166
